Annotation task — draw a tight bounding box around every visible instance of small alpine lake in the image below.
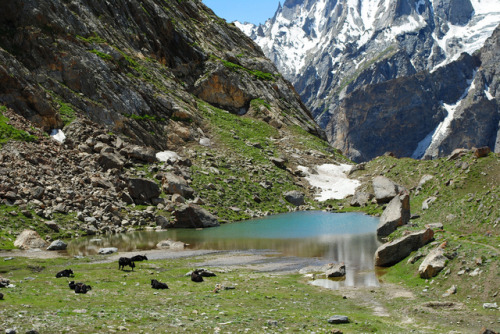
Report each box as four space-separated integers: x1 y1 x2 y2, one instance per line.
69 211 382 289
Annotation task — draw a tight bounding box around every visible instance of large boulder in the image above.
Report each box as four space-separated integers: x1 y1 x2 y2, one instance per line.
14 230 47 250
374 229 434 267
161 173 194 198
172 204 220 228
127 178 161 204
47 240 67 251
284 191 305 206
377 190 410 237
419 246 448 278
325 263 346 278
373 176 402 203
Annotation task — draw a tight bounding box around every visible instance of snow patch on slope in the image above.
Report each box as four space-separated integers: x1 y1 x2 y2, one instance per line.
297 164 360 201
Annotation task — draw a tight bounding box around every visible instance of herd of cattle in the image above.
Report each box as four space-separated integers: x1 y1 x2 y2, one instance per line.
55 255 216 293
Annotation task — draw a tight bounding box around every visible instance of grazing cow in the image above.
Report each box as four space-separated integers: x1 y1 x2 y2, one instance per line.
130 255 148 262
191 269 204 283
151 279 169 289
118 257 135 271
56 269 74 278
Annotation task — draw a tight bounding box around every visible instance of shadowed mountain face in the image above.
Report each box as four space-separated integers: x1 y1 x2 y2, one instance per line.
237 0 500 162
0 0 324 149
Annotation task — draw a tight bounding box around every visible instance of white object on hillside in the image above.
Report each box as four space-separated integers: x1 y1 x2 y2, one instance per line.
156 151 180 162
50 129 66 143
298 164 360 201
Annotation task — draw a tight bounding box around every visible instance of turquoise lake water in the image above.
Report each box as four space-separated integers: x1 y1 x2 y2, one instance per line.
69 211 381 288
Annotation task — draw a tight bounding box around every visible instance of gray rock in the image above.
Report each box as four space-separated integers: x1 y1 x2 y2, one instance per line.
155 215 170 229
442 285 457 297
47 240 67 251
122 145 158 163
350 191 373 207
325 263 346 278
161 173 194 198
377 190 410 237
5 328 16 334
172 204 220 228
373 176 400 203
98 247 118 255
97 152 124 171
374 229 435 267
284 190 305 206
418 246 448 278
482 302 498 309
269 157 287 169
417 174 434 189
44 220 60 232
327 315 349 324
128 178 161 204
422 196 437 210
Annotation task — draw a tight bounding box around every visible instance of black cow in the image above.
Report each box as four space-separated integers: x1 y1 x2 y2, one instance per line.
151 279 169 289
56 269 74 278
191 270 204 283
118 257 135 271
69 281 92 294
130 255 148 262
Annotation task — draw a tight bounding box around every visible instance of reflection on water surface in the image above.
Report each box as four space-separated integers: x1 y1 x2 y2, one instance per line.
69 211 381 288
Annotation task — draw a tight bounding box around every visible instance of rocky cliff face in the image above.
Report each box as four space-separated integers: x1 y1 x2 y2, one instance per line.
0 0 344 244
237 0 500 161
0 0 324 149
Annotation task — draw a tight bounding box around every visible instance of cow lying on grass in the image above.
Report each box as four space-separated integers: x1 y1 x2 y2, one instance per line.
56 269 74 278
131 255 148 262
118 257 135 271
151 279 168 289
191 269 204 283
69 281 92 294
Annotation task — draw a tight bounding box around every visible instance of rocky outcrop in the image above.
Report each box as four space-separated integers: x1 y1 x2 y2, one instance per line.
0 0 324 150
172 204 220 228
14 230 47 250
374 229 434 267
377 191 410 237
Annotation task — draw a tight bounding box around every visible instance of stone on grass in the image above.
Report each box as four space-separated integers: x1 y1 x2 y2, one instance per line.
482 302 498 309
418 247 448 278
327 315 349 324
47 240 67 251
14 230 47 250
442 285 457 297
374 229 434 267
